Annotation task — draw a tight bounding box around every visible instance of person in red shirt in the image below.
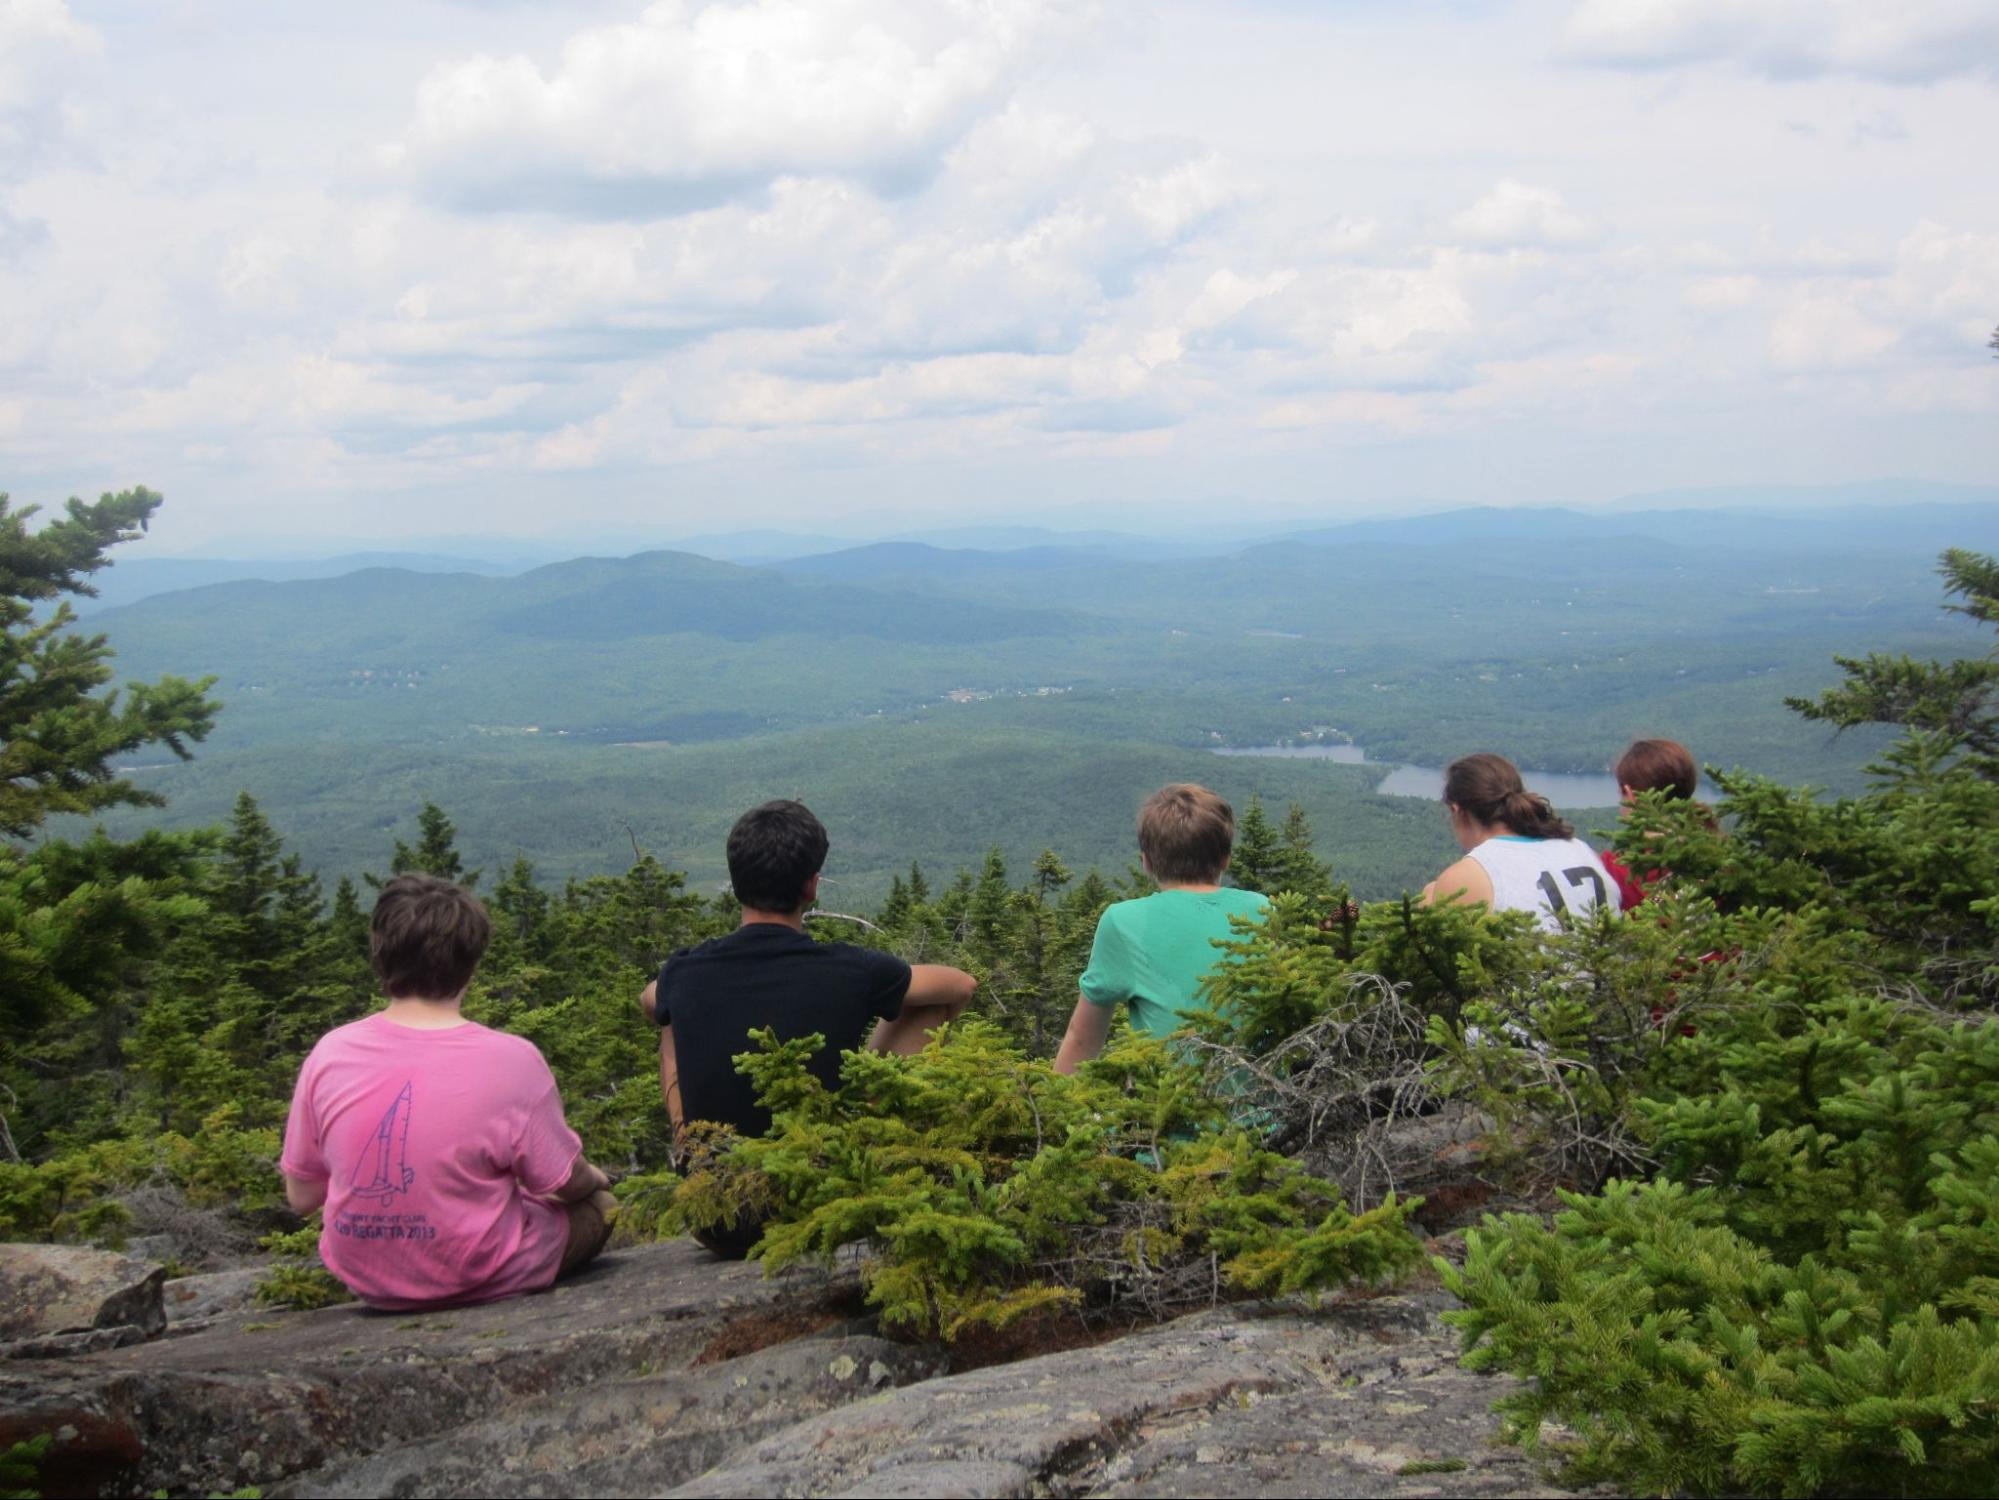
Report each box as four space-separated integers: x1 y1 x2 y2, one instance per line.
1601 738 1703 909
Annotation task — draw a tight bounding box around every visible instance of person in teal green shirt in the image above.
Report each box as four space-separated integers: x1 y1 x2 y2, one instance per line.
1053 783 1270 1072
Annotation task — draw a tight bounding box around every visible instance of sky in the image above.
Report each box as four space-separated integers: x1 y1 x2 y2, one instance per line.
2 0 1996 552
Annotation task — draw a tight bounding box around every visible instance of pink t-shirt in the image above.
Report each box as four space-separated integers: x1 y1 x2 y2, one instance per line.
280 1012 581 1310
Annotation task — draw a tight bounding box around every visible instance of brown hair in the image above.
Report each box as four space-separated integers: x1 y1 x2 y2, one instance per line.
1138 783 1235 883
1615 738 1698 801
370 874 492 999
1443 752 1573 840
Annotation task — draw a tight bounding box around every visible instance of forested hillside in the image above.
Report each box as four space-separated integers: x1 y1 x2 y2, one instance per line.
67 497 1997 898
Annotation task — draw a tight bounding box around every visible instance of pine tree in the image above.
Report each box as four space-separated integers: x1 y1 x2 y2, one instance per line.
375 802 478 888
201 793 329 1002
0 489 219 1159
1787 548 1999 774
966 847 1014 957
1230 796 1283 894
0 489 219 838
1031 848 1072 901
936 868 975 937
488 855 551 964
329 876 367 952
1066 868 1114 915
1274 802 1336 902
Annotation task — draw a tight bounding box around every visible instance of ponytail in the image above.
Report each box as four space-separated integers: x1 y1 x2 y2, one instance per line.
1443 752 1574 839
1500 787 1573 840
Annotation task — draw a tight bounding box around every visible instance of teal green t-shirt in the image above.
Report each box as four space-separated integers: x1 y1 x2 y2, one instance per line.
1078 888 1271 1039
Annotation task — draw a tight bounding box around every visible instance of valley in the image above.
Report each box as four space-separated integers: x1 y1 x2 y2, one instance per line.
77 500 1987 900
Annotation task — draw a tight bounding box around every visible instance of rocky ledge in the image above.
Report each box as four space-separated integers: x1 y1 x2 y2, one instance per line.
1 1241 1585 1499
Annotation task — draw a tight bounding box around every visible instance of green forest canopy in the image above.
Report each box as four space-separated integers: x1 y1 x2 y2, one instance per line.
65 496 1991 896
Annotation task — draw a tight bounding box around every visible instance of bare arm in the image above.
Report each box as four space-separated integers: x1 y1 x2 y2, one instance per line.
284 1173 327 1216
639 978 659 1024
549 1154 612 1204
1052 996 1115 1075
906 963 978 1012
659 1024 684 1138
869 964 976 1056
1422 857 1494 911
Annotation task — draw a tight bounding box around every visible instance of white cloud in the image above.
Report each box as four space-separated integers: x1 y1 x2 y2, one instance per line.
1763 221 1999 375
1126 150 1235 239
1255 389 1427 436
0 0 97 253
389 0 1092 214
1684 274 1758 310
1768 295 1897 371
1182 267 1296 332
1879 220 1999 352
1565 0 1999 83
1450 179 1592 249
4 0 1997 537
0 0 95 111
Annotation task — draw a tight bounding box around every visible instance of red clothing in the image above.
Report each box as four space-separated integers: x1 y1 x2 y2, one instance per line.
1600 849 1654 912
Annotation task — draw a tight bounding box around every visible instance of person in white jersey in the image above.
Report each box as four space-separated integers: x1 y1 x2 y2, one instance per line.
1421 752 1622 930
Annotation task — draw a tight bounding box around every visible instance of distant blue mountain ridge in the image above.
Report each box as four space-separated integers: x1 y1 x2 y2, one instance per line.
82 480 1999 612
69 552 519 615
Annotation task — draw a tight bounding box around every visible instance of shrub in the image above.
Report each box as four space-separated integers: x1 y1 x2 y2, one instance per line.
0 1435 50 1500
627 1019 1423 1339
1443 1181 1999 1498
0 1111 280 1245
254 1219 351 1310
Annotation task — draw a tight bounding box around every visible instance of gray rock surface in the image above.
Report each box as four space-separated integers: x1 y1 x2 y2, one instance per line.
0 1243 167 1344
160 1267 267 1330
0 1325 151 1361
667 1293 1566 1500
0 1241 1589 1499
0 1240 853 1497
284 1332 946 1498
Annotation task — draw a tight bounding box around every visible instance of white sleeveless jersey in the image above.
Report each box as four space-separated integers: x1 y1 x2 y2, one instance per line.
1466 836 1621 931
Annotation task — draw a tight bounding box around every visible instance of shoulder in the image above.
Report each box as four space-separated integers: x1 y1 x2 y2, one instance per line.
815 940 908 970
664 935 724 963
1101 893 1163 921
1429 855 1492 904
1435 854 1485 883
657 936 724 977
1459 836 1505 866
1227 888 1271 911
475 1020 537 1051
302 1015 377 1063
1091 897 1149 935
467 1022 553 1071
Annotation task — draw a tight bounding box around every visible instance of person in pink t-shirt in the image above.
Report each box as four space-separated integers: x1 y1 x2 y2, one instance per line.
280 874 616 1310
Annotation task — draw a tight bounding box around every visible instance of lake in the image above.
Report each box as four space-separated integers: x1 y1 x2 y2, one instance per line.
1373 764 1625 806
1212 744 1630 807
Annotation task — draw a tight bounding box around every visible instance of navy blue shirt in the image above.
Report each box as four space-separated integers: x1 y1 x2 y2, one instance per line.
656 924 912 1138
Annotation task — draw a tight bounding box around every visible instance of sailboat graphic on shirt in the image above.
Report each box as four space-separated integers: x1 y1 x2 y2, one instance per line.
351 1082 416 1207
